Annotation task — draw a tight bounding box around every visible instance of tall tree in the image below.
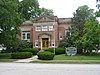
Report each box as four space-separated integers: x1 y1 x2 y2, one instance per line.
38 7 54 16
18 0 39 20
0 0 21 51
68 5 94 54
96 0 100 10
73 5 94 36
96 0 100 17
19 0 54 21
81 16 100 55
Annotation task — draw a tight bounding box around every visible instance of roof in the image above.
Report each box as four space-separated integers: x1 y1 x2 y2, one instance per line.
33 16 58 23
22 21 33 25
58 18 72 24
21 16 73 25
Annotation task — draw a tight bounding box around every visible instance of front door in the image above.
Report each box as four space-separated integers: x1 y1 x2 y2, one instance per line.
42 38 48 50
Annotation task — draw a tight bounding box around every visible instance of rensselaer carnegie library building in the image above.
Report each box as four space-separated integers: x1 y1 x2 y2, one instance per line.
17 16 73 50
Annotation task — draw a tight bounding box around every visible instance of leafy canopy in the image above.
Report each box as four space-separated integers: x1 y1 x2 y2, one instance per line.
81 16 100 53
0 0 21 51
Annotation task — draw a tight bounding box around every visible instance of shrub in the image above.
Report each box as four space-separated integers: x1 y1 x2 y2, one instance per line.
37 51 54 60
21 48 39 55
0 53 11 59
17 40 32 51
45 48 65 55
11 52 32 59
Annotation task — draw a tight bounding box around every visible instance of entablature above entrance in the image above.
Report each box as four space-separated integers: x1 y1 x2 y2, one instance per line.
38 33 51 38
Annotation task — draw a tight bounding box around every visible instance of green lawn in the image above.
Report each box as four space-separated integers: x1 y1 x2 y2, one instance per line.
0 53 11 59
54 54 100 60
31 60 100 64
0 53 17 62
31 54 100 64
0 59 17 62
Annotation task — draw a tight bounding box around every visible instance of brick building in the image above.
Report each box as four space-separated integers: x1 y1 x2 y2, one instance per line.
18 16 73 50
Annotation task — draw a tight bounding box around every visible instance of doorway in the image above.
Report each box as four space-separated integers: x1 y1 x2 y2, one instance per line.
42 38 48 50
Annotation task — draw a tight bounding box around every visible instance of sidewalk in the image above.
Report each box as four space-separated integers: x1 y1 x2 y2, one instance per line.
14 56 38 63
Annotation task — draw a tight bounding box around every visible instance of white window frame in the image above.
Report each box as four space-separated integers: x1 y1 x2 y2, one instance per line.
35 40 38 47
49 25 53 31
36 26 41 31
59 32 63 40
21 31 30 40
42 25 48 31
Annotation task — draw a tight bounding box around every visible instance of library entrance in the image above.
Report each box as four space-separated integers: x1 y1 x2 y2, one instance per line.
42 38 48 50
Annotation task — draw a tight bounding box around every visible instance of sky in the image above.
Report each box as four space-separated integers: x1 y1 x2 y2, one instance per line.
38 0 97 18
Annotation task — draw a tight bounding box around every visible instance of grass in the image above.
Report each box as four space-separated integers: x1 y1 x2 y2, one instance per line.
54 54 100 60
0 53 17 62
0 59 17 62
31 60 100 64
31 54 100 64
1 53 100 63
0 53 11 59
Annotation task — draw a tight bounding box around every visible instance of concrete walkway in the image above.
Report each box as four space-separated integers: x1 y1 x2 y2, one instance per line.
14 56 38 63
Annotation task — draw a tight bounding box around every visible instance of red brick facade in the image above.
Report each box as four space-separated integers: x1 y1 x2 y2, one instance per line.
18 16 73 50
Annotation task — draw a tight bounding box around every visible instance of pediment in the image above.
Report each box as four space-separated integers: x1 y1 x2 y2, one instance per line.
34 16 57 22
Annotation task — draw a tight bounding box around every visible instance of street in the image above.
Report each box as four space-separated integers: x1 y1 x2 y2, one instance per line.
0 63 100 75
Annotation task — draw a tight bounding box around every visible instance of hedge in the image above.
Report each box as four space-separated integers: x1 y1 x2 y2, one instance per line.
37 51 54 60
11 52 32 59
45 48 65 55
21 48 39 55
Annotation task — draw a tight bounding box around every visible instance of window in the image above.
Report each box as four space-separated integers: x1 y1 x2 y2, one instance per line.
66 31 71 36
49 26 53 31
22 33 25 39
59 32 63 40
27 33 30 39
51 41 55 47
22 31 30 40
42 25 48 31
35 40 38 47
36 26 41 31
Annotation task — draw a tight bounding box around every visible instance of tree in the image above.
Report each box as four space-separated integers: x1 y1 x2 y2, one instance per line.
95 11 100 17
96 0 100 17
18 0 54 21
69 5 94 54
58 36 73 48
0 0 21 52
81 16 100 55
17 40 32 51
96 0 100 10
38 8 54 16
73 5 94 36
18 0 39 20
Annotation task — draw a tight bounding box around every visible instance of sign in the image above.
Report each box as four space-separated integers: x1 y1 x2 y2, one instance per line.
65 47 77 56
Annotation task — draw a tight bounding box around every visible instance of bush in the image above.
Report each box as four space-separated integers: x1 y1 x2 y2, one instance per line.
21 48 39 55
0 53 11 59
11 52 32 59
45 48 65 55
37 51 54 60
17 40 32 51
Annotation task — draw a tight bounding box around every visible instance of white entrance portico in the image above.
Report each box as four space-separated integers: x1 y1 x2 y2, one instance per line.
39 33 51 50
